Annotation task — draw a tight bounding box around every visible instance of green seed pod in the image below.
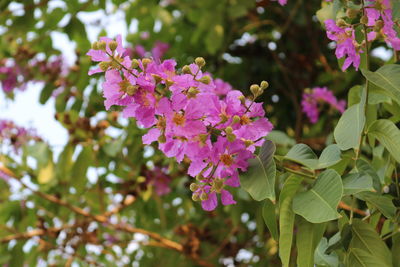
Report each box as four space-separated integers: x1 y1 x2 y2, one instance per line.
225 126 233 134
195 57 206 68
192 193 201 202
109 40 118 52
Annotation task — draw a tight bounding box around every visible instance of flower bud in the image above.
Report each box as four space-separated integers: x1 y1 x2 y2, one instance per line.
227 133 236 142
238 95 246 105
212 179 224 192
199 133 208 143
109 40 118 52
165 79 174 87
200 192 208 201
199 75 211 84
336 19 347 27
244 140 254 147
232 115 241 124
346 8 359 19
131 59 140 69
195 57 206 68
250 84 261 97
192 193 201 202
260 80 269 90
92 41 99 50
187 87 200 98
182 65 192 74
99 61 110 71
189 183 199 191
126 85 139 96
142 58 152 69
98 41 107 51
196 174 204 181
374 20 384 30
158 134 166 143
152 74 162 84
360 15 368 25
225 126 233 134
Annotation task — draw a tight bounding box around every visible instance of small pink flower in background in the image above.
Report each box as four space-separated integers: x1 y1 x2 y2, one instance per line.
0 119 41 153
302 87 346 124
0 59 27 93
144 167 172 196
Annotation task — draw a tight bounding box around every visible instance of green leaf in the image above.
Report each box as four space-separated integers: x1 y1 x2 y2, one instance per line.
342 173 374 195
262 199 278 241
284 144 319 169
315 238 339 267
356 192 396 219
279 176 303 267
392 233 400 267
71 146 93 192
240 140 276 201
39 83 54 104
367 119 400 163
348 219 392 267
293 169 343 223
317 144 342 169
267 130 296 147
334 92 366 151
296 217 326 267
102 136 125 157
56 143 74 182
361 64 400 105
356 159 382 192
346 248 388 267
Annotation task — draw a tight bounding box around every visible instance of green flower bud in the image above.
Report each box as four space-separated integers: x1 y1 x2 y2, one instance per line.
227 133 236 142
152 74 162 84
196 174 204 181
225 126 233 134
109 40 118 52
131 59 140 69
337 19 347 27
212 179 224 193
189 183 199 192
187 87 200 98
98 41 107 51
244 140 254 147
195 57 206 68
199 75 211 84
142 58 152 69
192 193 201 202
346 8 359 19
260 80 269 90
360 15 368 25
200 192 208 201
250 84 261 96
199 133 208 143
232 115 241 124
92 41 99 50
182 65 192 74
165 79 174 87
238 95 246 105
99 61 110 71
126 85 139 96
158 134 166 143
374 20 384 30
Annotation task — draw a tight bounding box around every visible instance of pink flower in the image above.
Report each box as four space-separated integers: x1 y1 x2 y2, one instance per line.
302 87 346 124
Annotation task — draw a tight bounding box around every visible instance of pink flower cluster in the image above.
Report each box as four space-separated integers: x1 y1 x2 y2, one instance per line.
0 59 27 93
324 0 400 71
87 36 273 211
0 119 40 153
365 0 400 50
144 167 172 196
301 87 346 124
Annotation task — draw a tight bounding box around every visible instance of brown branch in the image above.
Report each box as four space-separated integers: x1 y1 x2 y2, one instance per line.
338 201 367 216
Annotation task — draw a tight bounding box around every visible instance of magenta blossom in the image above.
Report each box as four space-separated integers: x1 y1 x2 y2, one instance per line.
302 87 346 124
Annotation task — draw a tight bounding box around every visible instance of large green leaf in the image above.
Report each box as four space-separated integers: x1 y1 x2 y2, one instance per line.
334 103 365 151
393 233 400 267
367 119 400 162
279 176 303 267
356 159 382 192
293 169 343 223
240 140 276 201
284 144 341 170
361 64 400 105
71 146 94 192
262 199 278 241
348 219 392 267
346 248 388 267
342 173 374 195
296 217 326 267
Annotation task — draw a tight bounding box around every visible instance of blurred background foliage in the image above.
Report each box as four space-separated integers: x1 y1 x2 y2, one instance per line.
0 0 397 266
